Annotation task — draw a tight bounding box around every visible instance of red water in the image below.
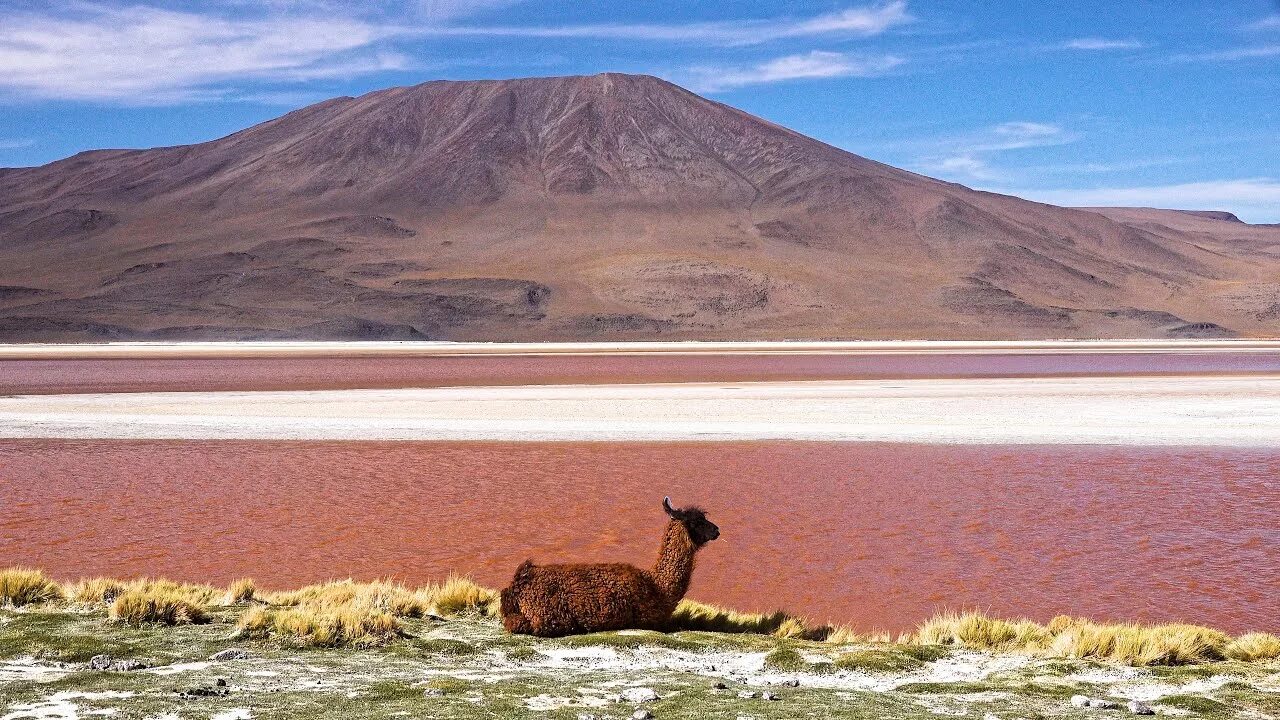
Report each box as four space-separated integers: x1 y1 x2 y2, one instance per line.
4 351 1280 394
2 440 1275 634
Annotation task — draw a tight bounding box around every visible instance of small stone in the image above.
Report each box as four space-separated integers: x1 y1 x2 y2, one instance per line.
632 711 654 720
1070 695 1091 708
1128 701 1155 716
761 691 779 701
737 690 757 699
112 659 147 671
779 679 800 687
88 655 113 671
215 678 227 687
713 681 729 690
620 687 659 703
422 688 445 698
577 714 599 720
1087 698 1119 709
209 648 252 661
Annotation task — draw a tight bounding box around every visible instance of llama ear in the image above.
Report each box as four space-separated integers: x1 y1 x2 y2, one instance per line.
663 497 679 518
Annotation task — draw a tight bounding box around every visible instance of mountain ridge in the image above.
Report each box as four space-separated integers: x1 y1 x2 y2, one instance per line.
1 72 1278 341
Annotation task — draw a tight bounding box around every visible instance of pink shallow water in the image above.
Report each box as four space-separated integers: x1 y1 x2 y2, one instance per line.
4 351 1280 394
1 440 1276 634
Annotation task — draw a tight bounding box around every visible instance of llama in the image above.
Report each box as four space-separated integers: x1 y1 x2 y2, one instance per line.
499 497 720 637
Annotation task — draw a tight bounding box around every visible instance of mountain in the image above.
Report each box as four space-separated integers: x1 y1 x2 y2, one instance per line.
1 72 1277 341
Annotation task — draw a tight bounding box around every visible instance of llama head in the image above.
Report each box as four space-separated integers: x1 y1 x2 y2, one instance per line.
663 497 720 546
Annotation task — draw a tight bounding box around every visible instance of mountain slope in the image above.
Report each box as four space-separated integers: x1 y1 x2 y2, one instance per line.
1 72 1277 341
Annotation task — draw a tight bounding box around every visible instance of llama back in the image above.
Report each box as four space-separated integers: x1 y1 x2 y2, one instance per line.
500 561 665 636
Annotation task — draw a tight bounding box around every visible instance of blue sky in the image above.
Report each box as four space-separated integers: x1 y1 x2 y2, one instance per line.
2 0 1278 221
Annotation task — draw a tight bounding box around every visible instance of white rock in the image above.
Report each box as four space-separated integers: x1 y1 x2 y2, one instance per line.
737 691 757 699
620 687 659 703
1071 695 1092 708
1088 698 1119 709
1128 700 1155 715
632 711 654 720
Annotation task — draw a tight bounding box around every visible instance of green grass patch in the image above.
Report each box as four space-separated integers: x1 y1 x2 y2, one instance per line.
895 681 992 694
762 646 808 672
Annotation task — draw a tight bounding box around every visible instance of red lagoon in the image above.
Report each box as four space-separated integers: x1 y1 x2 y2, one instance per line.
1 439 1275 634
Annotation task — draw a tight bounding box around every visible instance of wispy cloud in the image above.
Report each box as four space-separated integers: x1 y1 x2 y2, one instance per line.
1057 38 1145 50
912 121 1077 182
419 2 914 46
998 178 1280 223
1244 15 1280 31
0 138 35 150
680 51 903 92
1175 44 1280 61
0 5 403 103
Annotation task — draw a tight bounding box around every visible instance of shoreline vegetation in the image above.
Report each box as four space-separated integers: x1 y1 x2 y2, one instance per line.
3 568 1276 663
3 568 1278 719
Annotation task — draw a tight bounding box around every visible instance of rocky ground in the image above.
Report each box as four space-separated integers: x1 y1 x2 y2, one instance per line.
2 606 1278 719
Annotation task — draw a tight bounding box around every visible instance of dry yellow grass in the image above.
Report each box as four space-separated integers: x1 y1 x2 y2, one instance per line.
914 611 1237 665
916 611 1052 650
5 567 1272 666
225 578 256 604
66 577 129 604
109 588 210 625
668 599 888 643
670 599 810 637
68 577 219 607
266 579 429 617
1224 632 1280 661
0 567 63 606
238 605 400 648
421 575 498 617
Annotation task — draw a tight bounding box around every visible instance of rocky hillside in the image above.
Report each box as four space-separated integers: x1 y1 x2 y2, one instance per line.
2 73 1278 341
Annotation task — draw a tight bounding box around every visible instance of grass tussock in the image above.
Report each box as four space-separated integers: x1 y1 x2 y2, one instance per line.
109 588 210 625
0 568 63 606
69 577 219 608
670 599 816 639
238 605 400 648
66 577 129 605
917 611 1051 650
284 575 496 617
422 575 499 617
915 611 1239 665
1224 632 1280 661
225 578 256 604
245 575 494 647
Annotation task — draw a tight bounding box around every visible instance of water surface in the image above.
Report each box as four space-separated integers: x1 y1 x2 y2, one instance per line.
4 351 1280 394
2 439 1274 634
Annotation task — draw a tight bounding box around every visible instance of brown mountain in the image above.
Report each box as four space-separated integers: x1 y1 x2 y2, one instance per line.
1 72 1277 341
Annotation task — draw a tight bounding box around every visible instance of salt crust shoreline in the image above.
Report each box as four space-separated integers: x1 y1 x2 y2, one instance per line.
3 375 1278 445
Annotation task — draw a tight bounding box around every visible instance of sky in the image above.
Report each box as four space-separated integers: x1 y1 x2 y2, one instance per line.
1 0 1278 221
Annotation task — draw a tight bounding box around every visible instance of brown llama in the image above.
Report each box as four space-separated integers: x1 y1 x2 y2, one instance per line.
499 497 720 637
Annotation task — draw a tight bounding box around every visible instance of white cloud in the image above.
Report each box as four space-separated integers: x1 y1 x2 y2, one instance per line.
998 179 1280 224
910 121 1076 182
1244 15 1280 31
0 5 402 103
919 154 1000 181
1174 44 1280 61
421 2 914 45
681 51 904 91
1057 38 1145 50
0 138 35 150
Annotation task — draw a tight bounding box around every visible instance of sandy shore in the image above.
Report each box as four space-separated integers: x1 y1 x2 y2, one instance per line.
3 375 1279 445
3 338 1280 359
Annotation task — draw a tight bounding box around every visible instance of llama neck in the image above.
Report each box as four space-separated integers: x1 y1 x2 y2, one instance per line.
651 520 698 605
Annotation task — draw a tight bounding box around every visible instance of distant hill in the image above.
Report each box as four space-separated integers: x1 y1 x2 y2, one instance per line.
1 72 1277 341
